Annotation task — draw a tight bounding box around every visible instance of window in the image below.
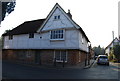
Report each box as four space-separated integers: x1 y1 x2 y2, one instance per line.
58 15 60 19
54 15 60 20
54 16 57 19
29 33 34 38
81 35 84 44
9 35 13 40
50 29 64 40
54 50 67 62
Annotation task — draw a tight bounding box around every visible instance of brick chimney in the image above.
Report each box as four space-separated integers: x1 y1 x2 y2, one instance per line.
67 9 72 19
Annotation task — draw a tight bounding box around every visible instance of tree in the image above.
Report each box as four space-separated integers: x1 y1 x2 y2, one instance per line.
0 1 16 23
113 45 120 62
108 48 115 61
93 45 105 56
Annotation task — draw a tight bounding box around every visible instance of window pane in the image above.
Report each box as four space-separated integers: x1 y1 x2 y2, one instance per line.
54 16 57 19
60 33 63 38
58 15 60 19
51 31 53 39
54 30 55 34
9 35 13 40
55 51 60 60
29 33 34 38
59 30 61 33
58 34 61 39
61 51 66 61
60 30 63 33
56 30 59 33
55 34 57 39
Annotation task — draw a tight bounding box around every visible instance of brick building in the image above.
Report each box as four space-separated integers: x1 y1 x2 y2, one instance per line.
2 3 90 66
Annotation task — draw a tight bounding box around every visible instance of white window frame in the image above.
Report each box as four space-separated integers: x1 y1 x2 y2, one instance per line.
50 29 65 40
53 50 67 62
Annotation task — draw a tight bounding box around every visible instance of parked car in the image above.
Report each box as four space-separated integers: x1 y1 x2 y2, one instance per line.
97 55 109 66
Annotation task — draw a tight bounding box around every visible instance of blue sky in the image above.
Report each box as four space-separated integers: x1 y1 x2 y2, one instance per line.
0 0 119 48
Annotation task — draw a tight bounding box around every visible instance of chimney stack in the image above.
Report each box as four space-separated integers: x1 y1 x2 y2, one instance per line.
67 9 72 19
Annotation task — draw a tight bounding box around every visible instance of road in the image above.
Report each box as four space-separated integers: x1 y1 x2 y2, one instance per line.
2 60 120 80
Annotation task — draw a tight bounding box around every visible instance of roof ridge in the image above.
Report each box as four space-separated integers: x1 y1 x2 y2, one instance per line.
24 18 46 23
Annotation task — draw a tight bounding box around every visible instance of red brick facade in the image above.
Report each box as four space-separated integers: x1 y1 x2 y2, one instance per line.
2 49 87 65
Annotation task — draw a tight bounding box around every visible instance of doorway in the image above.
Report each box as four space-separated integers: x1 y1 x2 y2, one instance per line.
35 51 41 64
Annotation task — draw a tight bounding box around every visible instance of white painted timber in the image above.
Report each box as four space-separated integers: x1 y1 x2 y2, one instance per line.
41 8 74 31
3 29 85 50
78 31 88 52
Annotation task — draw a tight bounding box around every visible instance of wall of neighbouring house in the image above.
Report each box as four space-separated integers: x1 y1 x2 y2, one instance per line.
2 49 87 65
105 38 120 56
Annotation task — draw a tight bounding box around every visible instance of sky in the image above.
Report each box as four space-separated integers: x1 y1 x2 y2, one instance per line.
0 0 119 48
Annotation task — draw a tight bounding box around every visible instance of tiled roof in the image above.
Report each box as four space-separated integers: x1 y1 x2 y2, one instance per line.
2 19 45 36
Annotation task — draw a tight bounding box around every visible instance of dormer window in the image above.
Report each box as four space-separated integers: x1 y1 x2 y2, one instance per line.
29 33 34 38
54 15 60 20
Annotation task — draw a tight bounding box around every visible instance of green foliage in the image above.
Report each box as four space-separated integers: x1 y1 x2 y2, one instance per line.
109 45 120 62
108 48 115 60
93 45 105 56
1 1 16 21
113 45 120 61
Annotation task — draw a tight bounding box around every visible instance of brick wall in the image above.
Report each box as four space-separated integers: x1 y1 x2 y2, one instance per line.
67 50 79 65
41 50 54 64
2 50 16 60
80 51 86 62
2 49 35 63
2 49 87 66
67 50 87 65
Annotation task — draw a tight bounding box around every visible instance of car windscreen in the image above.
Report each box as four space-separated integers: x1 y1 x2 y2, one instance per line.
99 56 108 59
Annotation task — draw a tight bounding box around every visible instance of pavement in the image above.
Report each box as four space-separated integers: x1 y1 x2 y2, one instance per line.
2 59 95 70
83 59 95 69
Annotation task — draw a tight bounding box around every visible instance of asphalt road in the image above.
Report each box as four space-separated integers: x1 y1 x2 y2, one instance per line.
2 60 120 80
